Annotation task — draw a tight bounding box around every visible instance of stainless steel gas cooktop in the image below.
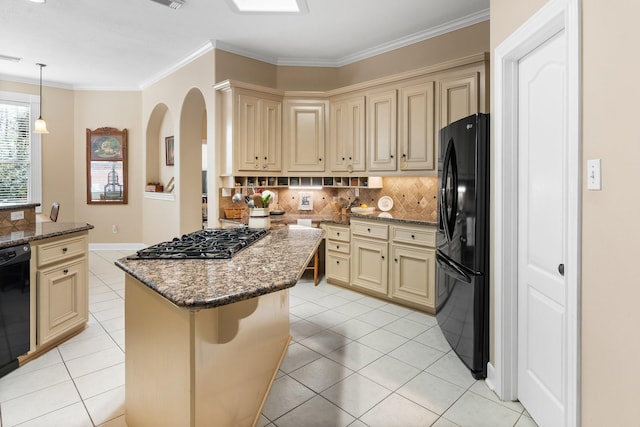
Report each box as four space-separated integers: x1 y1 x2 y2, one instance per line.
127 227 268 260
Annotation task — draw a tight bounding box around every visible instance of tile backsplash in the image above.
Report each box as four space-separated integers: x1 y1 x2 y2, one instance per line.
220 176 437 222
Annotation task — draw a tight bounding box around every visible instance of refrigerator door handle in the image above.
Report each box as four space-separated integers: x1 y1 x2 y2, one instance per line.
440 138 458 243
436 252 472 283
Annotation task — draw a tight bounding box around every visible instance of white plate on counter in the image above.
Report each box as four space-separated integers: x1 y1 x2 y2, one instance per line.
377 196 393 212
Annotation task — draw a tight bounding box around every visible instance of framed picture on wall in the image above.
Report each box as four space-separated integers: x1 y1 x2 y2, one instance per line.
165 136 175 166
298 192 313 211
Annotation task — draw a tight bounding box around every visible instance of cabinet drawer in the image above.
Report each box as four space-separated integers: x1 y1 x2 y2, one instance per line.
351 221 388 240
326 240 349 254
325 225 350 242
391 225 436 247
37 235 87 267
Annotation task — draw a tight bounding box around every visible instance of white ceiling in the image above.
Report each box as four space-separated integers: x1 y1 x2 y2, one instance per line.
0 0 489 90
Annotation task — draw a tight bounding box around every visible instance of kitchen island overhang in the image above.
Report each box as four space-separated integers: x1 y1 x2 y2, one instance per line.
115 225 324 427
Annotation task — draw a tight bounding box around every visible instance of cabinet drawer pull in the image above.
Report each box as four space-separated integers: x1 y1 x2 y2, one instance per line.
63 268 69 274
367 228 371 232
62 247 68 253
336 245 340 249
411 235 415 239
336 260 340 265
336 232 340 236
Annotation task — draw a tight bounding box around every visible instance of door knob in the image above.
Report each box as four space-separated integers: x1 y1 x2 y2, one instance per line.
558 264 565 276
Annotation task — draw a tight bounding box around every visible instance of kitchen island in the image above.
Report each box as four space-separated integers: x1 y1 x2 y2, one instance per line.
115 225 324 427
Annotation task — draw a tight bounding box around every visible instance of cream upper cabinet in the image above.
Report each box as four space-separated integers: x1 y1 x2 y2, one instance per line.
284 99 327 172
215 81 284 176
236 93 282 172
399 80 436 171
366 89 397 171
329 95 366 173
438 71 479 130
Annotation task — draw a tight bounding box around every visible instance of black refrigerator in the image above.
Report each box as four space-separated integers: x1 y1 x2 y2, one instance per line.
435 113 489 380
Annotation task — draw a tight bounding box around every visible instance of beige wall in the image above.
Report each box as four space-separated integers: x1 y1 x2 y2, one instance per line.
214 50 277 88
74 90 143 243
491 0 640 424
0 81 75 222
142 52 215 244
336 21 489 88
581 1 640 424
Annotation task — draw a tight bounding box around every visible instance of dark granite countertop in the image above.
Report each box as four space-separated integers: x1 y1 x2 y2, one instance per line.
220 211 435 227
0 202 40 211
115 225 324 310
348 212 437 227
0 222 95 249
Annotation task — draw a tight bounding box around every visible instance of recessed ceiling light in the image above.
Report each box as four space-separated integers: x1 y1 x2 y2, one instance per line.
227 0 308 13
29 0 46 3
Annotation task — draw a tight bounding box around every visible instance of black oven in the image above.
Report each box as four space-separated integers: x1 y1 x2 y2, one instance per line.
0 243 31 378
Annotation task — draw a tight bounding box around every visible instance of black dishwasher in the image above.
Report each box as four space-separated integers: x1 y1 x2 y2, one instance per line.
0 243 31 378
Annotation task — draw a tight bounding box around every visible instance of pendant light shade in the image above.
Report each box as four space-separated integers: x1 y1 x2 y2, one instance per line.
34 63 49 134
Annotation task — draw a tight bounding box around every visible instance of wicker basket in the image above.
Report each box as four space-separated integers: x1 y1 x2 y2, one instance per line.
224 208 243 219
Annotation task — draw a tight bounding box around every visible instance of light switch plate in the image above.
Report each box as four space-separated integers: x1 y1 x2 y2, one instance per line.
587 159 601 190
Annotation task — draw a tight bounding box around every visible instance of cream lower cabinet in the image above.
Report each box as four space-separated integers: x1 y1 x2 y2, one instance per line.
35 233 89 347
389 224 436 310
347 219 436 312
350 220 388 296
324 224 350 285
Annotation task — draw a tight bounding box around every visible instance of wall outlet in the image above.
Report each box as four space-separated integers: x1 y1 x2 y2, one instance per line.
112 224 118 233
10 211 24 221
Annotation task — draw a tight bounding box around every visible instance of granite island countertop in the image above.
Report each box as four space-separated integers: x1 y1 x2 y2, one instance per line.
0 222 95 249
115 225 324 310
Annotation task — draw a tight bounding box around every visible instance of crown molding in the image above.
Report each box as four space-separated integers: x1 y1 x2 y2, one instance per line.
214 8 489 68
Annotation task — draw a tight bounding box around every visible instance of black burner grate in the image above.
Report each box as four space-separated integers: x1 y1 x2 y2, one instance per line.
127 227 269 260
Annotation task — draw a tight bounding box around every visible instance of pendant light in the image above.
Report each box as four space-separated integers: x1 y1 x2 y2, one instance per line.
34 63 49 134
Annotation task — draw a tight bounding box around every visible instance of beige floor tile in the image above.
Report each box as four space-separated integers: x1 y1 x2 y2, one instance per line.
289 357 353 393
321 373 391 418
443 392 522 427
65 347 124 379
274 395 355 427
0 381 81 426
261 375 315 421
397 372 465 415
12 402 92 427
360 393 439 427
84 385 125 426
73 363 125 400
0 362 70 403
358 355 420 391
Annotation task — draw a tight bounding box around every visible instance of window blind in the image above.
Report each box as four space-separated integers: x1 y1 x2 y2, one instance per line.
0 101 31 202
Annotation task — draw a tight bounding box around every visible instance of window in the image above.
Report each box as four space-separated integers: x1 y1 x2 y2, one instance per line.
0 91 42 210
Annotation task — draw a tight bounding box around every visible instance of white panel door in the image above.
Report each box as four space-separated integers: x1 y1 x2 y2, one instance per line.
517 30 568 427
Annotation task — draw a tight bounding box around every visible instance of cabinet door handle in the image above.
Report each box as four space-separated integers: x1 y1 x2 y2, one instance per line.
348 157 352 160
319 158 323 162
63 268 69 274
336 232 340 236
367 228 371 232
336 260 340 265
394 258 398 262
62 247 68 253
390 154 394 159
402 153 407 158
336 245 340 250
411 235 415 239
381 255 385 260
255 156 259 160
342 157 345 161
